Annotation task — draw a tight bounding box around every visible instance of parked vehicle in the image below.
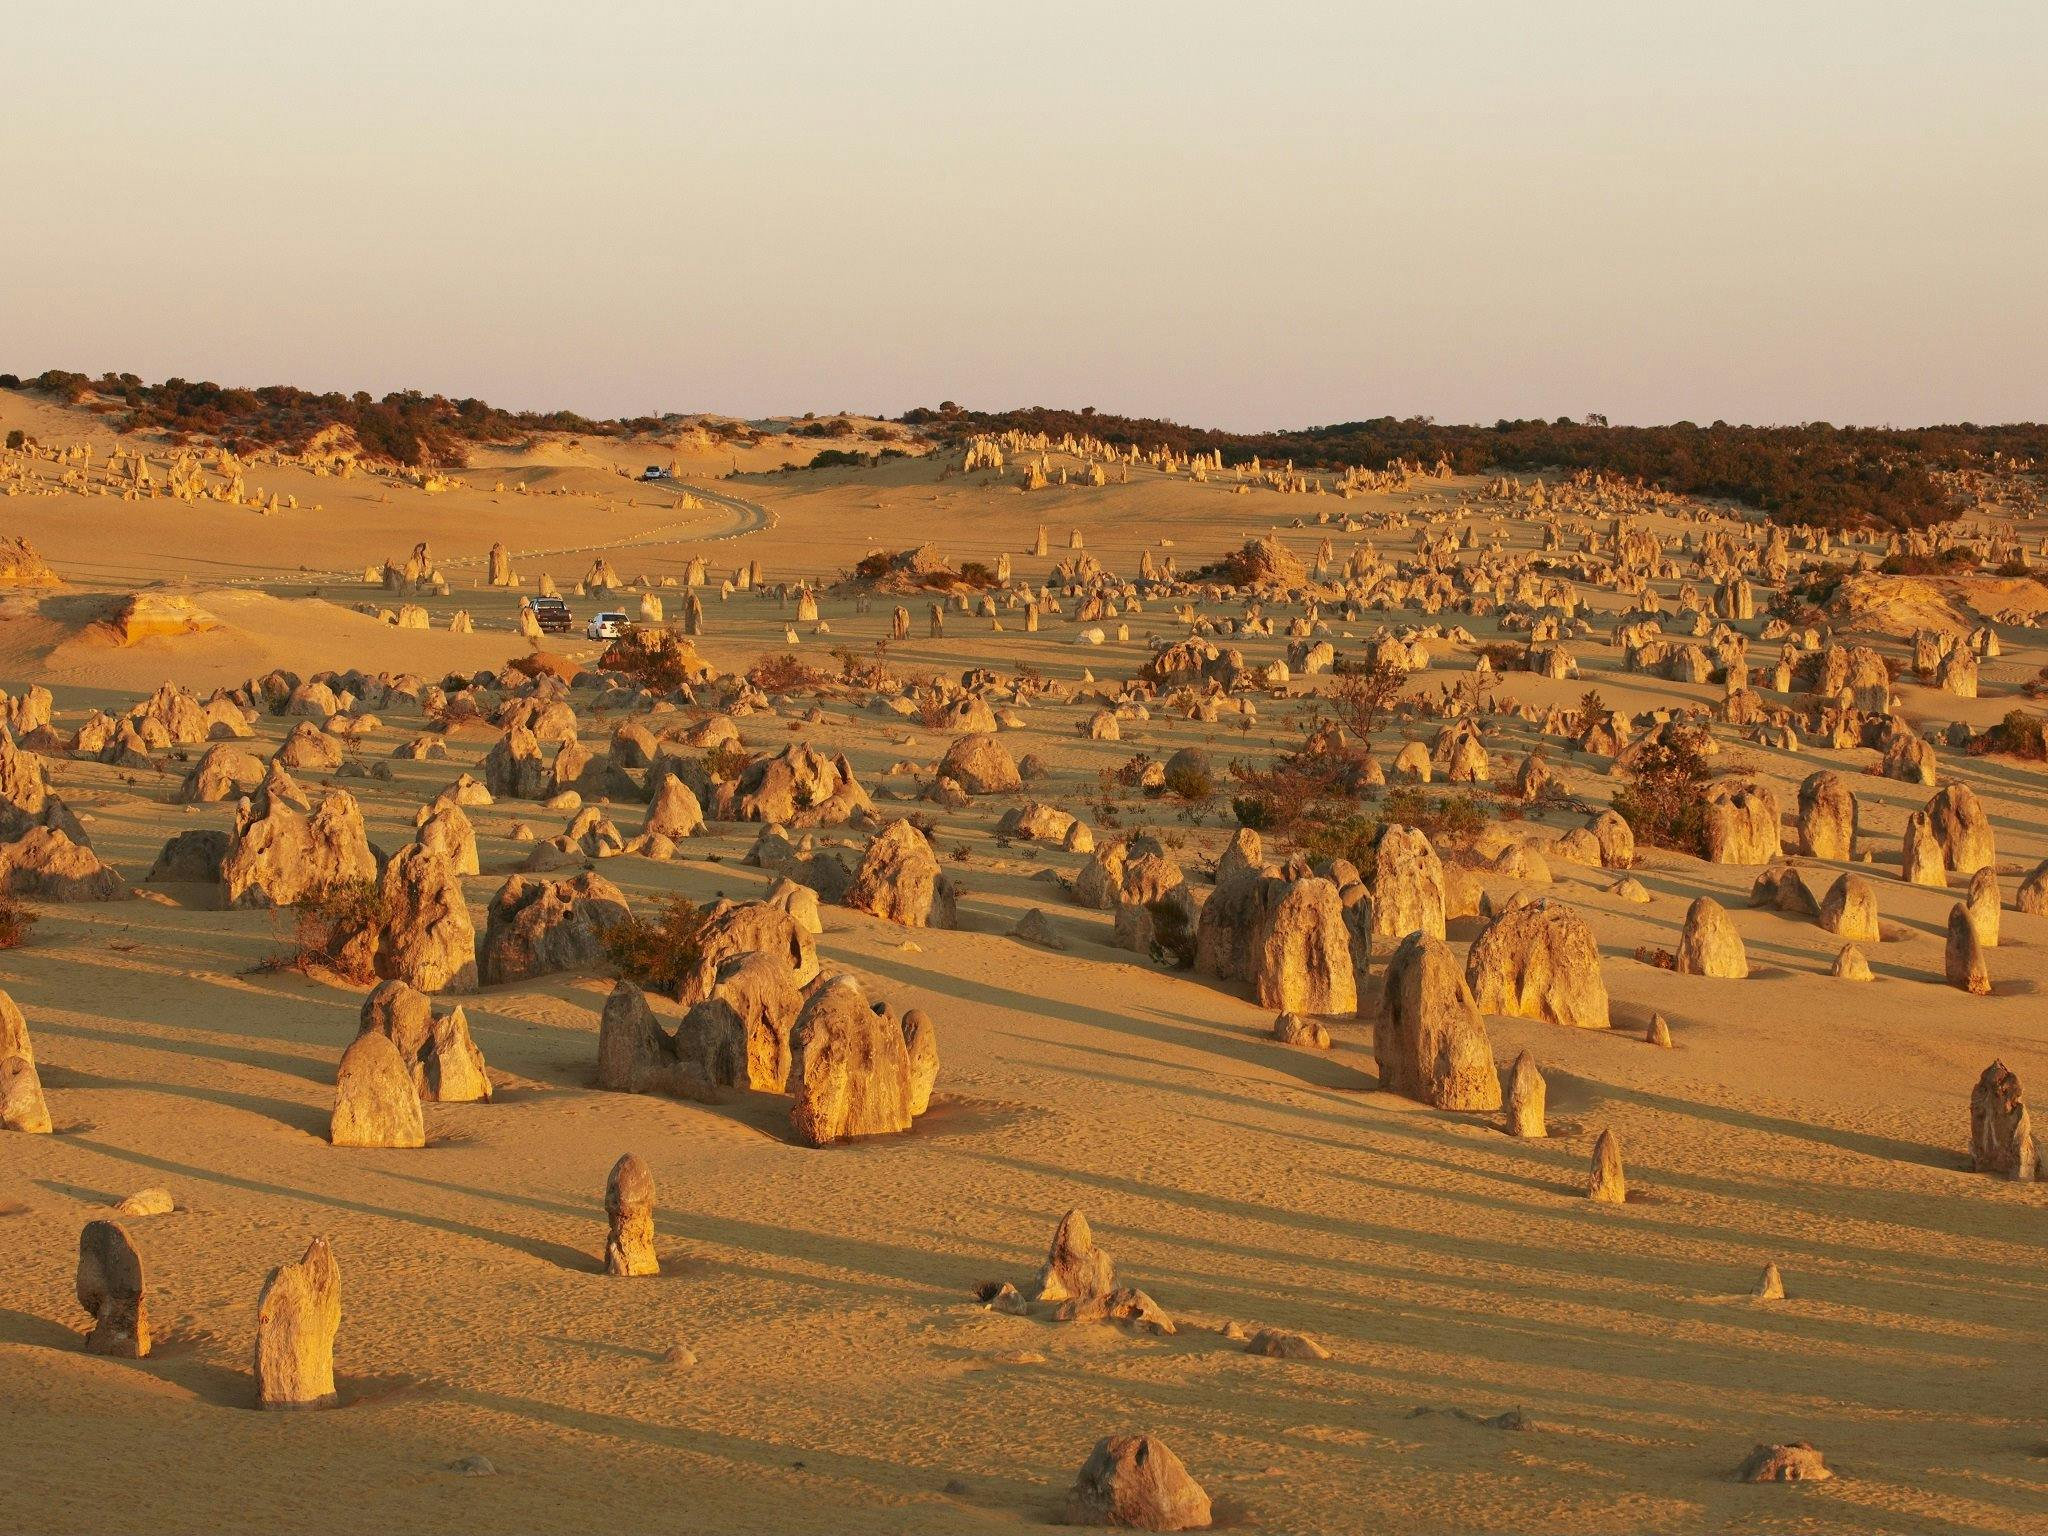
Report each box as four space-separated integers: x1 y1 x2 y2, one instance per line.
586 611 628 641
530 595 572 634
639 465 670 481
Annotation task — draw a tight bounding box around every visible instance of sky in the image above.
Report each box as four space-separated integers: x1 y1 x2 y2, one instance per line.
5 0 2045 430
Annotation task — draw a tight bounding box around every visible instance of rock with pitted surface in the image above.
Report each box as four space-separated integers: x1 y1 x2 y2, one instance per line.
177 742 266 804
1969 1060 2037 1180
937 733 1022 795
75 1219 150 1357
357 981 489 1103
1927 782 1994 875
1063 1434 1212 1531
714 742 873 827
1945 903 1991 995
604 1153 658 1276
1250 875 1356 1015
254 1237 341 1410
1464 898 1609 1030
329 1031 425 1148
1372 825 1446 941
1704 780 1782 865
1377 931 1500 1110
1032 1208 1116 1306
675 949 806 1093
352 843 477 994
413 800 479 877
222 789 376 910
1796 771 1857 860
844 819 956 928
1676 896 1747 979
478 871 631 984
1736 1442 1832 1483
786 974 922 1146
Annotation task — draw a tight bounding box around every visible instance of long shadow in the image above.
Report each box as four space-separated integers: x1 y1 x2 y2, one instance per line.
48 1065 330 1137
62 1138 598 1272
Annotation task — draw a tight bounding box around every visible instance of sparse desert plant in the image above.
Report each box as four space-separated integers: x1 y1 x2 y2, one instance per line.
602 895 710 999
0 893 38 949
747 651 826 693
1611 725 1712 856
262 880 387 980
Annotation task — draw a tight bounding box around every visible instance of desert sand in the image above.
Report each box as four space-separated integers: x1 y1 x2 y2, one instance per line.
2 389 2046 1536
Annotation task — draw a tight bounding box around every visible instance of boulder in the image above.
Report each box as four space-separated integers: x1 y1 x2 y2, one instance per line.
937 734 1022 795
1795 771 1857 860
1675 896 1746 978
1703 781 1781 865
329 1031 426 1148
1376 932 1500 1110
1505 1051 1545 1137
478 871 631 983
1963 866 2000 949
1944 903 1991 995
1969 1060 2038 1180
1927 782 1994 876
844 820 956 928
1 1053 51 1133
1032 1208 1115 1305
1371 825 1446 941
0 826 127 902
604 1153 659 1276
676 948 806 1093
357 981 489 1103
75 1220 150 1357
786 975 922 1145
1250 876 1356 1015
1901 810 1947 887
221 789 376 910
1736 1442 1832 1484
643 773 705 841
1063 1435 1211 1532
1464 899 1609 1030
254 1238 341 1410
1818 873 1879 943
354 843 477 994
177 742 266 804
1587 1128 1627 1203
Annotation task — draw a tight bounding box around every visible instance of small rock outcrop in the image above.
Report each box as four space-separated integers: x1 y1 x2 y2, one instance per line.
604 1153 659 1276
1063 1435 1212 1532
254 1238 341 1410
329 1031 426 1148
844 820 957 929
478 871 631 984
1587 1128 1627 1203
1376 932 1500 1110
76 1220 150 1357
1464 899 1609 1030
1032 1208 1116 1306
786 975 926 1146
1505 1051 1545 1137
1676 897 1747 979
1969 1060 2038 1180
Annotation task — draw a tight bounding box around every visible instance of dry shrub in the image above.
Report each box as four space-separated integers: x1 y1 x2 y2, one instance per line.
747 652 826 693
0 893 37 950
261 880 386 979
602 895 710 999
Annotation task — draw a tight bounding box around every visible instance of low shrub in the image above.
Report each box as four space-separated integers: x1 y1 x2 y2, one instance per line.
602 895 710 998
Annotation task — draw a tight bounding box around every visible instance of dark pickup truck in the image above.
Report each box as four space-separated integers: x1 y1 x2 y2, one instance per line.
530 595 573 634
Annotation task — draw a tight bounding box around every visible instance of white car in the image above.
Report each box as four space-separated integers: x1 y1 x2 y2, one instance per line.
586 612 628 641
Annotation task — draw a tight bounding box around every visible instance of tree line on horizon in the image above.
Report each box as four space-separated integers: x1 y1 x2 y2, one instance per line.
6 368 2041 531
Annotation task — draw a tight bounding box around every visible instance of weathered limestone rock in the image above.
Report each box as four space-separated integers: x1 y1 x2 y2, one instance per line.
1944 903 1991 995
1372 825 1446 941
1818 872 1879 943
222 789 376 909
1376 932 1500 1110
901 1007 939 1115
1704 781 1782 865
2018 858 2048 916
1 1053 52 1133
1736 1442 1832 1483
75 1220 150 1357
937 734 1022 795
1587 1128 1627 1203
1676 896 1747 978
1244 1327 1331 1360
1796 771 1857 860
1751 1262 1786 1301
677 949 807 1093
1963 866 2000 949
1063 1435 1212 1532
596 980 678 1095
0 825 127 902
1464 899 1609 1030
1831 944 1873 981
1032 1208 1116 1305
177 742 266 804
355 843 478 994
478 871 631 983
358 981 490 1103
1251 876 1356 1015
844 819 956 928
604 1153 658 1276
1927 782 1994 876
643 773 705 841
413 800 479 876
786 975 920 1146
1901 810 1947 887
1969 1060 2037 1180
1272 1011 1331 1049
1505 1051 1545 1137
329 1031 425 1148
254 1238 341 1410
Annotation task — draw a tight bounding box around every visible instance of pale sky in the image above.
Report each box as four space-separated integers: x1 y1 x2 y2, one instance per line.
5 1 2044 430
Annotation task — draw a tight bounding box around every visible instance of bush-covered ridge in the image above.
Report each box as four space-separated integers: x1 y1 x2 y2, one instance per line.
909 403 2048 530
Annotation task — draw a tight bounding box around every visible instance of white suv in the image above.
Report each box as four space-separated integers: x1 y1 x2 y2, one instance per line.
586 612 628 641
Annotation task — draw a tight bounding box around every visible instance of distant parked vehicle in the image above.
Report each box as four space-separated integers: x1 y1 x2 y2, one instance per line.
531 595 573 634
639 465 671 481
586 611 628 641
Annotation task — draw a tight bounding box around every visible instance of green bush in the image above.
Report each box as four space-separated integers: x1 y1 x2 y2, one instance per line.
602 896 711 999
